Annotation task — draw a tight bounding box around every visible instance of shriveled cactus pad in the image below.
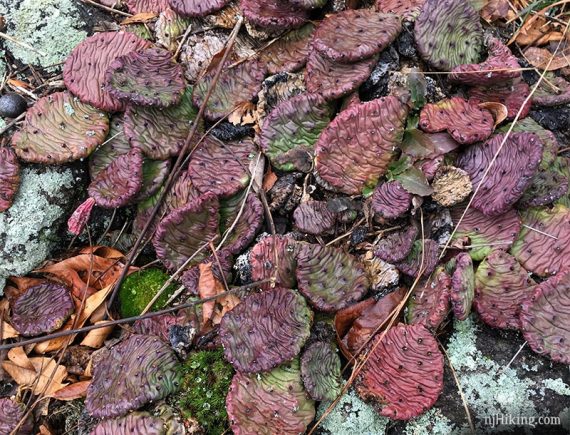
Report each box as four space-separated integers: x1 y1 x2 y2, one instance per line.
0 146 20 212
250 235 299 289
510 205 570 277
312 9 402 63
356 324 444 420
533 76 570 107
419 97 493 145
64 32 151 112
241 0 309 30
260 24 314 74
86 334 181 418
474 249 535 330
519 269 570 364
260 93 332 172
376 0 425 20
407 266 451 330
89 115 130 178
371 180 412 220
226 359 315 435
169 0 230 17
219 287 312 373
375 223 418 263
11 281 74 337
126 0 170 14
469 80 531 120
457 132 543 216
293 200 337 235
0 398 34 434
414 0 483 70
449 252 475 320
289 0 327 8
11 92 109 164
315 97 408 194
301 341 342 401
219 192 264 254
91 413 166 435
295 243 369 312
396 239 439 278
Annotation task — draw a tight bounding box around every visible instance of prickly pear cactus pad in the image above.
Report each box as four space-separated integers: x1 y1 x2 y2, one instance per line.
192 59 266 121
250 235 299 290
532 76 570 106
240 0 309 30
312 9 402 63
289 0 327 8
86 334 181 418
105 47 185 107
468 80 531 119
0 147 20 212
88 149 144 208
407 266 451 330
169 0 230 16
219 287 312 373
450 205 521 261
10 281 74 337
395 239 439 278
474 249 535 330
295 243 369 312
376 0 425 20
63 32 151 112
260 93 332 172
187 136 255 198
449 252 475 321
518 157 569 208
260 24 314 75
315 97 408 195
371 180 412 220
153 193 220 270
449 37 520 86
0 398 34 434
88 115 130 178
356 323 444 420
305 50 378 101
414 0 483 70
374 223 419 263
293 200 337 235
418 97 494 145
136 158 171 202
163 170 201 215
510 205 570 277
226 359 315 435
219 192 264 254
519 269 570 364
456 132 543 216
301 341 342 401
11 92 109 164
126 0 170 13
91 413 166 435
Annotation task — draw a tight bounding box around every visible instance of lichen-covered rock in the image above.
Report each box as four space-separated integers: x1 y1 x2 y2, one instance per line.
456 132 543 216
260 23 314 74
169 0 229 16
407 266 451 330
374 223 418 263
260 93 332 172
431 166 472 207
312 9 402 63
532 76 570 107
11 92 109 164
301 341 342 401
0 147 20 212
510 205 570 277
315 97 408 194
474 249 535 330
449 252 475 321
295 243 369 312
371 180 412 219
468 80 531 120
86 334 181 418
126 0 170 13
519 269 570 364
105 47 185 107
0 397 34 434
395 239 439 278
226 359 315 435
250 235 299 290
240 0 309 30
419 97 494 145
376 0 425 20
356 323 444 420
293 201 337 235
91 413 166 434
218 191 264 254
64 32 151 112
414 0 483 70
219 287 312 372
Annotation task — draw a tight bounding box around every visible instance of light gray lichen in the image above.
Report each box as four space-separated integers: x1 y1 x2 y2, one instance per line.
404 408 457 435
541 378 570 396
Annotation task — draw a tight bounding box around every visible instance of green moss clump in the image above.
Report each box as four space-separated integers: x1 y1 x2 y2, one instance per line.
177 349 234 435
118 268 177 318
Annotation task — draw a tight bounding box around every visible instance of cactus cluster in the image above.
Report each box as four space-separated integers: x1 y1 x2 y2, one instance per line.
532 76 570 107
395 239 439 278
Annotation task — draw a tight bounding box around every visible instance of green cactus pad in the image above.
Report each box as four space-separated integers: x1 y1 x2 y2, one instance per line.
91 413 166 434
407 266 451 330
250 235 300 290
293 200 337 235
241 0 309 30
0 147 20 212
414 0 483 70
218 191 264 255
315 96 408 194
169 0 230 17
260 23 315 74
449 252 475 320
295 243 369 312
11 91 109 164
219 287 312 373
395 239 439 278
301 341 342 401
376 0 425 20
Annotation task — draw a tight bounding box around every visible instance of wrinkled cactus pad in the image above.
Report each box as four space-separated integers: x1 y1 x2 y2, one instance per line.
407 266 451 330
449 252 475 320
219 191 264 254
356 323 444 420
376 0 425 20
468 80 531 120
375 223 419 263
163 170 201 216
88 114 130 178
510 205 570 277
301 341 342 401
126 0 169 13
0 398 34 434
532 76 570 107
295 243 369 312
11 92 109 164
414 0 483 70
260 23 314 74
312 9 402 63
371 180 412 220
293 200 337 235
518 157 569 208
240 0 309 30
419 97 494 145
153 193 220 270
250 235 300 290
396 239 439 278
192 59 266 121
519 269 570 364
0 146 20 212
219 287 312 373
226 359 315 435
64 32 151 112
91 413 166 435
11 281 74 337
289 0 327 8
260 93 332 172
456 132 543 216
169 0 230 17
105 47 185 107
86 334 181 418
315 97 408 194
474 249 535 330
136 158 171 202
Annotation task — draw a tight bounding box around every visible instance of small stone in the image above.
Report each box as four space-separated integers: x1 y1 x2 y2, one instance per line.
0 93 27 118
432 166 472 207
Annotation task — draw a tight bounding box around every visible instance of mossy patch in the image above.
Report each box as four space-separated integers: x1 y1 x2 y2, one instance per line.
177 349 234 435
118 268 176 318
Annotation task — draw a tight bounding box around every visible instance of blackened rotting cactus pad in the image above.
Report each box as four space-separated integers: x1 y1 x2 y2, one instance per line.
375 223 419 263
169 0 230 17
371 180 412 220
250 235 300 290
0 146 20 212
240 0 309 31
260 23 315 75
91 413 166 435
301 341 342 401
449 252 475 321
219 287 312 373
407 266 451 330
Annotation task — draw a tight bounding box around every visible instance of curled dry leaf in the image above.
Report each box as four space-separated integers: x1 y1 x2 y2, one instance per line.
198 262 240 326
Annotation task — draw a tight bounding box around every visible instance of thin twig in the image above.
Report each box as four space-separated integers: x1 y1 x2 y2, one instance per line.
522 223 558 239
0 32 47 56
0 112 25 136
